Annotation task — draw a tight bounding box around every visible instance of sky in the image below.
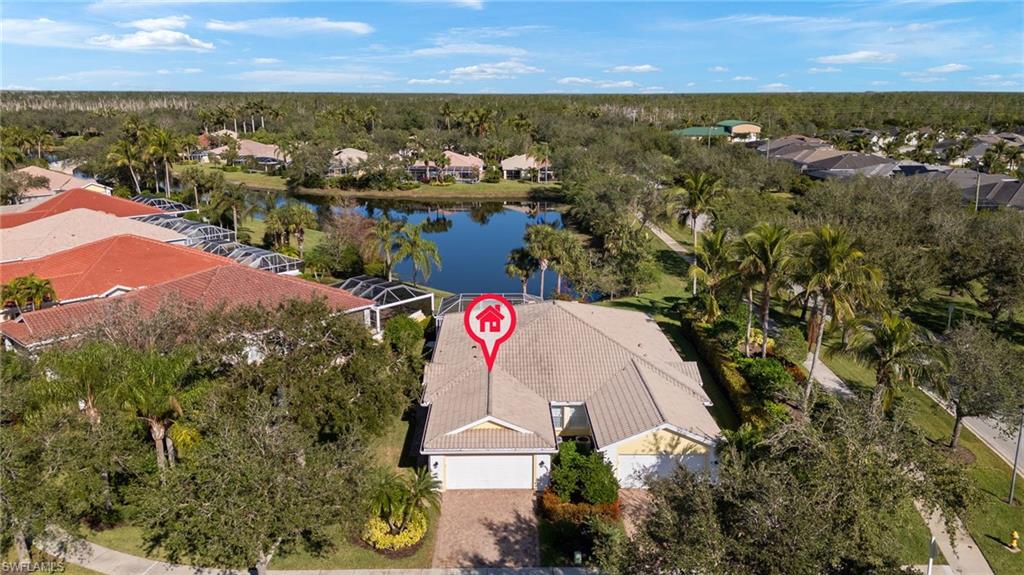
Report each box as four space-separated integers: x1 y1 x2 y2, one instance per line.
2 1 1022 93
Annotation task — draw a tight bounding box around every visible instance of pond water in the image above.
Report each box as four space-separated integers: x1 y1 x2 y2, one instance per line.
294 196 567 297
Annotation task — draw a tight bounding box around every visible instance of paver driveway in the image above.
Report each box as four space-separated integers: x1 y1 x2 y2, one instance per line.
431 489 539 568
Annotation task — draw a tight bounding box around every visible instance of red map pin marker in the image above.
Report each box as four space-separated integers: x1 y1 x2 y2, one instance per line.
463 294 517 372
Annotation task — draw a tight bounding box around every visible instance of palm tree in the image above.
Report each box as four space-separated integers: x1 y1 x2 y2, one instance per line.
439 102 455 131
394 223 442 286
37 341 121 427
505 248 538 296
283 202 317 259
1 274 56 312
671 172 724 295
113 347 195 470
106 139 143 194
528 142 552 182
28 129 54 159
146 128 181 197
524 224 559 299
848 312 947 417
800 225 882 410
205 183 252 232
369 467 441 534
371 216 402 281
687 229 734 322
735 223 795 358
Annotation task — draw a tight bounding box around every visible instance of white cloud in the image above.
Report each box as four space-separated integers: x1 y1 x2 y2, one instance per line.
814 50 896 64
207 18 373 35
408 78 453 85
607 64 659 73
2 18 92 48
731 75 755 81
412 42 526 57
250 57 281 65
686 81 697 87
927 62 970 73
707 66 728 72
448 60 542 80
88 30 214 51
125 15 189 30
555 77 639 89
233 69 393 86
441 25 546 39
157 67 202 75
759 82 789 91
450 0 484 9
808 66 841 74
641 86 667 93
870 80 890 86
38 68 147 82
973 74 1003 81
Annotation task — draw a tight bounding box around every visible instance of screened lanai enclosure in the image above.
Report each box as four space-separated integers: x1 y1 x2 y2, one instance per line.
194 240 303 275
131 195 194 215
135 214 236 246
335 275 435 332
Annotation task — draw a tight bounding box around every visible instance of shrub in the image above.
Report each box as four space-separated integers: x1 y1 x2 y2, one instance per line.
539 489 620 524
384 315 425 357
586 517 627 572
737 357 794 403
707 317 742 351
580 455 619 505
762 401 792 427
483 166 502 183
550 441 584 502
362 509 428 551
774 325 808 366
680 312 755 422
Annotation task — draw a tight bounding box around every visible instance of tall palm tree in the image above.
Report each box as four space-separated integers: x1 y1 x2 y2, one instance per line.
528 142 552 182
735 223 795 358
106 139 143 194
205 183 252 232
800 225 882 409
36 341 121 427
394 223 442 286
113 347 196 470
687 229 734 322
524 224 559 299
371 216 402 281
505 247 538 296
283 202 317 259
146 128 181 197
439 101 455 131
671 172 724 295
848 312 947 417
1 274 56 312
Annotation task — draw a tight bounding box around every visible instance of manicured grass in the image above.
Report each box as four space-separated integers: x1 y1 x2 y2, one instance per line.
598 236 741 431
241 216 325 254
907 289 1024 349
891 500 948 565
86 526 167 561
174 164 288 191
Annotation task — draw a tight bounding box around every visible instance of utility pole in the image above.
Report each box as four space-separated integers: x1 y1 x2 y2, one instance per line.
1009 404 1023 506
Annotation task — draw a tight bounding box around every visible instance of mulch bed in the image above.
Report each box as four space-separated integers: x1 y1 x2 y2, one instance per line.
927 438 977 465
348 533 425 559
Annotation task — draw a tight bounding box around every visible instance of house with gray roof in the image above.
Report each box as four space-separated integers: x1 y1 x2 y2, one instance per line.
421 301 721 490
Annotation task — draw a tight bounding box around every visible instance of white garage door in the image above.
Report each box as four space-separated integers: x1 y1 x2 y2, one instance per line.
617 454 706 488
445 455 533 489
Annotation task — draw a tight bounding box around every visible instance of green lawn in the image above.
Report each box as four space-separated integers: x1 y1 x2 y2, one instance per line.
907 289 1024 348
241 216 325 254
174 164 563 201
819 347 1020 574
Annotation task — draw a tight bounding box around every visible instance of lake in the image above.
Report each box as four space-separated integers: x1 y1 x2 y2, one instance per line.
296 196 568 297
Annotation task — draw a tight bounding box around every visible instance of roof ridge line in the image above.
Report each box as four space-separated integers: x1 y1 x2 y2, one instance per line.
630 356 666 423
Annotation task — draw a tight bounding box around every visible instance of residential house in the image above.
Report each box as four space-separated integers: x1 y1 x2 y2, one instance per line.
13 166 112 202
0 265 373 352
675 120 761 143
410 150 486 183
209 139 288 172
0 235 233 307
912 168 1024 211
803 153 895 180
328 148 368 176
421 301 721 490
500 154 555 181
0 188 163 229
0 209 186 263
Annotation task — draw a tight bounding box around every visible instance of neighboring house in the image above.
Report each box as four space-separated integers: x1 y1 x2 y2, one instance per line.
13 166 112 202
131 195 196 215
410 150 486 183
421 301 721 490
0 235 233 306
500 154 555 181
675 120 761 143
134 213 236 246
803 153 894 179
0 209 186 263
0 189 163 229
0 264 373 352
209 139 288 171
912 168 1024 211
328 148 368 176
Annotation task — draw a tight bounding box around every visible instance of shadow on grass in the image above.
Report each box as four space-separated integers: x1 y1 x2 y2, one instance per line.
399 406 426 469
654 248 690 278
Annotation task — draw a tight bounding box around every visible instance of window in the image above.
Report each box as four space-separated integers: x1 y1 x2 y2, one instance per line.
550 406 563 429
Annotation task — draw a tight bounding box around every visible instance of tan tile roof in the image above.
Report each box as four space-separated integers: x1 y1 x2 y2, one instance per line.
0 209 185 262
0 188 161 228
14 166 100 199
500 154 551 171
422 301 721 453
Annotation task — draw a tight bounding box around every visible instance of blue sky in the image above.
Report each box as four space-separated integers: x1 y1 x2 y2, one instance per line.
2 1 1022 93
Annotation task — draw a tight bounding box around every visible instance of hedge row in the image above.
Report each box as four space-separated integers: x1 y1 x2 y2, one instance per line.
679 312 765 426
539 489 620 524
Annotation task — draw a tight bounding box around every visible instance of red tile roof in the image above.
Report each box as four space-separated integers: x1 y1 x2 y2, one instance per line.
0 235 234 303
1 265 373 349
0 188 162 229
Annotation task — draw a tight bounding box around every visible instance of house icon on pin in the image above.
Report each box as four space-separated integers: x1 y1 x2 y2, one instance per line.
475 304 505 333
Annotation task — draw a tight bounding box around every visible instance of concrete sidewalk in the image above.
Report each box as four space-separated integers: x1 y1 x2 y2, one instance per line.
39 533 590 575
915 504 996 575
